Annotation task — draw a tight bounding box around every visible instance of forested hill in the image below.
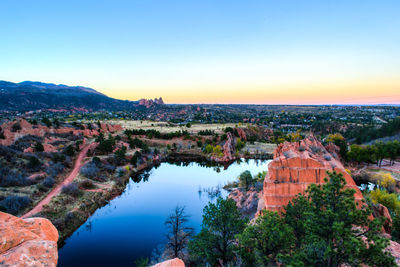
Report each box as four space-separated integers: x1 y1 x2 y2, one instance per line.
0 80 144 111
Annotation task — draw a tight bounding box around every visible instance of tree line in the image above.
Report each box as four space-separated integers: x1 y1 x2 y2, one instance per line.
347 140 400 167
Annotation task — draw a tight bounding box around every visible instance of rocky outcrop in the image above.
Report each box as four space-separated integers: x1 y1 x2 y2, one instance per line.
210 132 237 163
0 119 122 146
229 188 262 218
139 97 164 108
221 132 236 162
324 142 341 161
152 258 185 267
0 212 59 266
236 128 247 141
387 240 400 266
373 204 393 233
262 135 363 213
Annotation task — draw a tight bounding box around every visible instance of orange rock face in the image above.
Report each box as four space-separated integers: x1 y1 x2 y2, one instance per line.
152 258 185 267
0 212 59 266
221 132 236 162
373 204 393 233
263 135 363 213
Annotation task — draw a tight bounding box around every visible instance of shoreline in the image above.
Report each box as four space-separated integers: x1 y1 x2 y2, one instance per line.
55 152 273 247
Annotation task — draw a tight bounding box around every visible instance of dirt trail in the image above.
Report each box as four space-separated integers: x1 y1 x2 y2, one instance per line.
22 142 97 219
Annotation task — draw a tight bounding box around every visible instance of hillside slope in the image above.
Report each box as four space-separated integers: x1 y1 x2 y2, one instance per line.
0 80 162 111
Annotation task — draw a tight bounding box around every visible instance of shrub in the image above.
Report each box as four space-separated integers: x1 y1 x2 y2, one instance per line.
116 167 126 177
41 117 52 127
52 153 66 163
238 170 254 190
46 162 65 176
310 145 322 154
64 145 75 156
79 179 95 189
114 146 127 164
11 122 21 132
97 138 115 153
92 156 101 165
61 182 81 197
42 176 55 188
0 195 31 215
370 189 400 214
103 163 116 173
198 129 214 136
130 155 138 167
204 144 213 154
236 138 246 151
298 145 306 152
34 142 44 152
378 173 396 192
212 145 222 155
392 213 400 241
283 151 292 158
28 156 41 168
0 171 31 187
80 162 99 179
323 155 332 161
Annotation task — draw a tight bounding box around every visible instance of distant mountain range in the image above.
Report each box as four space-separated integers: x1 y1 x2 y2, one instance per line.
0 81 163 111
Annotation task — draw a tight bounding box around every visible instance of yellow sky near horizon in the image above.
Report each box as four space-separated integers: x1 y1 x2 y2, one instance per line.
98 76 400 105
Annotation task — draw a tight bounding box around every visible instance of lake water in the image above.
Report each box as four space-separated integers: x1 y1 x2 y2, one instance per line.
57 159 270 267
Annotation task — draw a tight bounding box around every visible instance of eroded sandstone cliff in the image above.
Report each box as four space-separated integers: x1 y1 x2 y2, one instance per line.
262 135 363 213
0 212 59 266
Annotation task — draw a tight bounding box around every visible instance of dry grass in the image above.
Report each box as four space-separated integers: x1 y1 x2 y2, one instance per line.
243 142 277 154
104 120 248 134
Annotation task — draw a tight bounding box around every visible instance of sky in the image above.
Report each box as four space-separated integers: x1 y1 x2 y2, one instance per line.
1 0 399 104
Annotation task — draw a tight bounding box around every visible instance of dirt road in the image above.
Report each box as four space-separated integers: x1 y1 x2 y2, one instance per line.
22 142 97 218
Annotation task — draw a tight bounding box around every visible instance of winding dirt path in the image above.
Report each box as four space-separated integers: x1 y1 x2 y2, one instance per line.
22 142 97 219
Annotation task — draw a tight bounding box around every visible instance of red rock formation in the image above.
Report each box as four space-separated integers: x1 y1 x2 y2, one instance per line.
325 142 341 161
43 143 58 152
100 123 108 132
155 97 164 105
220 132 236 162
0 212 59 266
387 240 400 266
262 135 363 213
229 188 262 218
373 204 393 233
138 97 164 108
236 128 247 141
152 258 185 267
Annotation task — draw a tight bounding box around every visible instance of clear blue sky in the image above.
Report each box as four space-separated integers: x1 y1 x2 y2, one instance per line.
1 0 399 104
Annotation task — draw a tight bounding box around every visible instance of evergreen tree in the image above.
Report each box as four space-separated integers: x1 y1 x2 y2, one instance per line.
283 171 395 267
237 211 295 266
188 197 248 266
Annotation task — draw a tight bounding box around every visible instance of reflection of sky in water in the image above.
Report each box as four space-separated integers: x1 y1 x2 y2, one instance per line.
58 159 270 267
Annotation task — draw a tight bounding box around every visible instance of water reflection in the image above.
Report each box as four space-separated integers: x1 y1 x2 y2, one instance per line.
58 159 270 267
